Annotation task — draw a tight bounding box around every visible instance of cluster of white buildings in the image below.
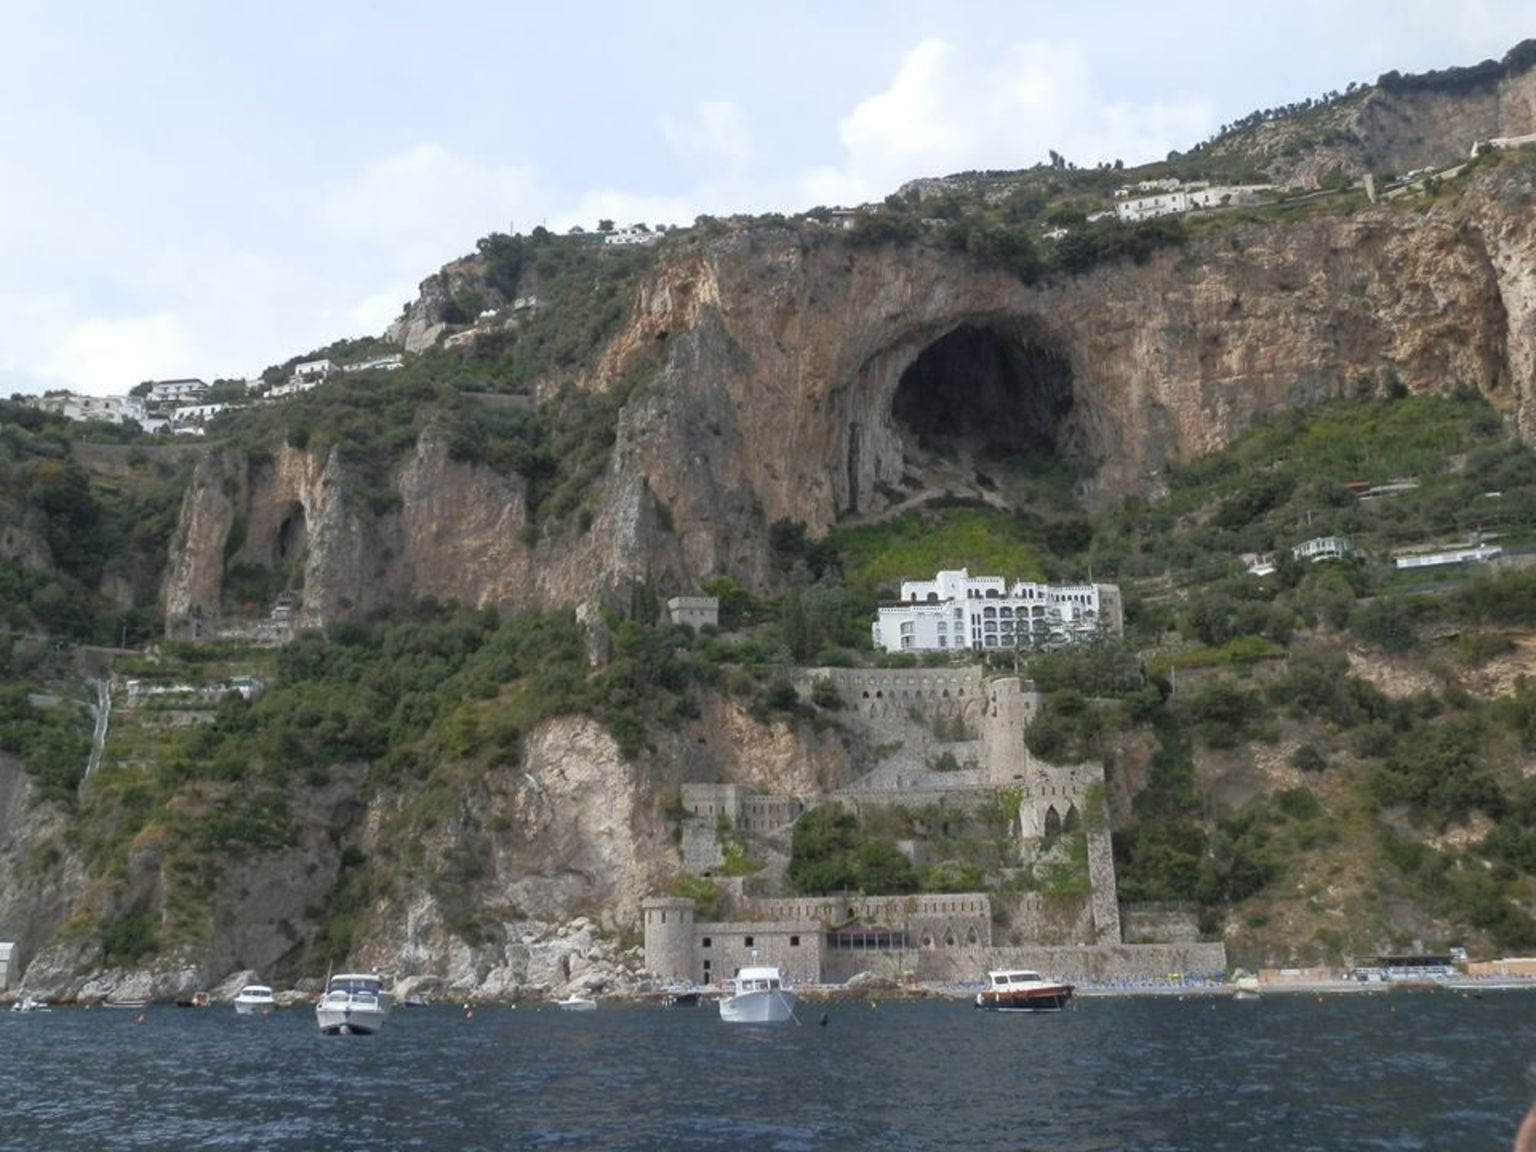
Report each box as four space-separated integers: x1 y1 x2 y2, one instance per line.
25 353 408 436
270 354 404 397
32 378 225 436
872 569 1124 654
1112 179 1277 223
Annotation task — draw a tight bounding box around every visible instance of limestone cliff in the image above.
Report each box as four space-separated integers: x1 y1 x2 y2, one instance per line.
163 161 1536 633
8 692 847 1001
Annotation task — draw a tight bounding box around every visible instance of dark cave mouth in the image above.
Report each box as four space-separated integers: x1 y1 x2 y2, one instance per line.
892 324 1075 467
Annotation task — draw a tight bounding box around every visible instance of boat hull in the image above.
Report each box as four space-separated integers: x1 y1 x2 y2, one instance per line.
974 987 1074 1013
719 988 797 1023
316 1004 388 1035
233 1000 274 1015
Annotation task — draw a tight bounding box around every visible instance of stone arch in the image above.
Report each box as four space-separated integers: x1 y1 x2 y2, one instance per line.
944 930 957 948
921 933 935 949
966 927 980 946
1043 805 1062 839
1063 804 1081 834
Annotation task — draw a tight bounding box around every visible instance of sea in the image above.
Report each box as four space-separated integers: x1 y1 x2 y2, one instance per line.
3 990 1535 1151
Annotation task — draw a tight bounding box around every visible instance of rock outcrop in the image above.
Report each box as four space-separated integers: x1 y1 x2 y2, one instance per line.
1211 46 1536 188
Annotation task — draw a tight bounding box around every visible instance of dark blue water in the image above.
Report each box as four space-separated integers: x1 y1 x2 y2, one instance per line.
3 991 1535 1150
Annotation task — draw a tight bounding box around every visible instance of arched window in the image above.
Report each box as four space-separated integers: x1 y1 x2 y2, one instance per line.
1044 805 1062 839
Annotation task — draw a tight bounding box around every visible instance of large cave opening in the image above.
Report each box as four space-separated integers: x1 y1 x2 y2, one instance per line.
868 323 1078 514
892 324 1074 466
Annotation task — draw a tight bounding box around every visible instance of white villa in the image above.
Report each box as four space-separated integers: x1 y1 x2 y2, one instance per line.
872 569 1123 654
340 354 404 373
603 227 661 246
32 392 147 426
1116 184 1276 223
146 378 208 405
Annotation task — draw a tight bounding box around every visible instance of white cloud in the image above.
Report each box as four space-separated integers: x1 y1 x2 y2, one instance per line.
320 143 540 269
823 37 1213 201
661 100 756 174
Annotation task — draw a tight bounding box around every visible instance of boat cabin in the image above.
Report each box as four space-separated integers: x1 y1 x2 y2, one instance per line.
729 966 785 992
987 970 1046 989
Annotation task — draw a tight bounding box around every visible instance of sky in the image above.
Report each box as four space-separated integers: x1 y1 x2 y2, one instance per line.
0 0 1529 397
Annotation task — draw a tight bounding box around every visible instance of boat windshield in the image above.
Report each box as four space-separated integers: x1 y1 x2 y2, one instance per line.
992 971 1043 987
240 986 273 996
329 978 381 995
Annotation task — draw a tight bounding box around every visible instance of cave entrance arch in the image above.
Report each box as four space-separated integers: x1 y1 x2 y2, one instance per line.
845 319 1079 515
275 504 307 566
893 322 1073 469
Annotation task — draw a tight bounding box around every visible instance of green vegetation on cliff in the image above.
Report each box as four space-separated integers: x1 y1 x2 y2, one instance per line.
0 401 190 643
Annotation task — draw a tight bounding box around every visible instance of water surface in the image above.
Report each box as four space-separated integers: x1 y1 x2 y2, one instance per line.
3 991 1534 1150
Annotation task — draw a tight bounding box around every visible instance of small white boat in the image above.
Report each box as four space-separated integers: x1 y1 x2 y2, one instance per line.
1233 974 1262 1001
555 994 597 1011
719 965 796 1024
10 996 52 1013
233 984 277 1015
316 973 393 1036
103 998 150 1010
974 969 1074 1013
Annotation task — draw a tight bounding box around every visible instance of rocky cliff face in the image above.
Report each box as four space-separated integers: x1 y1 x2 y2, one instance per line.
161 163 1536 631
0 757 89 981
8 693 845 1001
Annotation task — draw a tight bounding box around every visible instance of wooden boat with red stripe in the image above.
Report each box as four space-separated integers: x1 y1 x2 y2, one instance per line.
974 969 1075 1012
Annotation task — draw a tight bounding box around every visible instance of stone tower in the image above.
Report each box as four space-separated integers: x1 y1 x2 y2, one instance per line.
642 897 696 981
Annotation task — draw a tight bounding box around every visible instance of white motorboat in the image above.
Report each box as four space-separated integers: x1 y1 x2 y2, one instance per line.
315 973 393 1036
555 994 597 1011
719 965 796 1024
10 995 52 1013
973 969 1075 1012
233 984 277 1015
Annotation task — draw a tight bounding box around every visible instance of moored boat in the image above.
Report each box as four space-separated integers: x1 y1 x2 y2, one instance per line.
10 995 52 1013
660 982 702 1007
974 969 1074 1013
316 973 393 1036
233 984 277 1015
719 966 796 1024
555 994 597 1011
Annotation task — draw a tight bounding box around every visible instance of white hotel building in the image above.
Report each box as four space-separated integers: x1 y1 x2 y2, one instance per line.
872 569 1123 654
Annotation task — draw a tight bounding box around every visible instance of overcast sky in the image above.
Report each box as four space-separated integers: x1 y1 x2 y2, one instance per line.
1 0 1528 396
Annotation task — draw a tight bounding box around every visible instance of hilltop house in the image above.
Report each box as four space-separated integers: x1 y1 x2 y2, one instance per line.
872 569 1123 654
146 378 208 405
